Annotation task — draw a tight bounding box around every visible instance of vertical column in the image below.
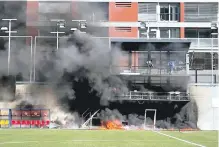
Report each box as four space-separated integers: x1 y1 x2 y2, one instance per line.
26 1 38 83
217 2 219 83
26 1 39 38
156 3 160 22
186 53 190 74
131 51 136 71
180 2 185 38
72 1 78 18
9 109 12 127
109 2 138 71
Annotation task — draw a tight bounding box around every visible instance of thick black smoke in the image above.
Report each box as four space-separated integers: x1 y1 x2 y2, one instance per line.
99 100 198 129
0 1 198 129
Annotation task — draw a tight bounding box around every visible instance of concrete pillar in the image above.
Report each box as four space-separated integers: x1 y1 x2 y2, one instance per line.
189 85 219 130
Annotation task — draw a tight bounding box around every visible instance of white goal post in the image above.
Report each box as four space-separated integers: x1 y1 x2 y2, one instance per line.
144 109 157 130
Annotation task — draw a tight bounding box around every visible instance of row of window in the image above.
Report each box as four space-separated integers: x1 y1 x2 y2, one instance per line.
138 3 218 22
37 2 218 22
139 28 218 39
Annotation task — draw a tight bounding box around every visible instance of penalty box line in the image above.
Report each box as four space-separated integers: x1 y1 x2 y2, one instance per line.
153 131 206 147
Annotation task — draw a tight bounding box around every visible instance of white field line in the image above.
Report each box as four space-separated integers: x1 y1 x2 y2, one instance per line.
0 140 170 144
154 131 206 147
0 139 217 145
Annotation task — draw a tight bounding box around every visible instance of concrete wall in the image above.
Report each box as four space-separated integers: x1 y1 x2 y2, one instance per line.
189 85 219 130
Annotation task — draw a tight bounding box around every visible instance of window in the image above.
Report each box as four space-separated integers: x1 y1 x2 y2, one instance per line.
185 28 212 38
138 3 156 14
170 28 180 38
39 2 71 13
160 4 169 21
138 52 149 67
139 28 157 38
185 29 197 38
138 3 157 21
189 52 218 70
87 2 109 22
160 28 169 38
184 3 218 22
160 28 180 38
160 3 180 21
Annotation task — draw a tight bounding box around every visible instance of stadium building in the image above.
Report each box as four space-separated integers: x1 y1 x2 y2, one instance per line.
0 0 218 130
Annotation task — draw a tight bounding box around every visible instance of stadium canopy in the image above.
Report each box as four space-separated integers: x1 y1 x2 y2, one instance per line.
111 38 191 52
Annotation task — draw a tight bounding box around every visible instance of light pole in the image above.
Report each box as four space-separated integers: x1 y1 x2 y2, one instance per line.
71 20 87 33
50 32 65 50
50 19 66 50
211 22 219 84
1 18 17 75
139 21 148 38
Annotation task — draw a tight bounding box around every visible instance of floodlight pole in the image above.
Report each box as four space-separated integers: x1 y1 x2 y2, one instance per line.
72 20 87 31
2 19 17 75
211 21 219 84
211 35 214 85
50 32 65 50
50 19 65 50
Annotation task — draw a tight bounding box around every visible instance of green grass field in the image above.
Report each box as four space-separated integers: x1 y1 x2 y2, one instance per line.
0 129 217 147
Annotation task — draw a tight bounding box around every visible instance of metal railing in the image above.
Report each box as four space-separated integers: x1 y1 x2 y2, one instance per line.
189 38 218 48
112 66 187 76
112 91 190 101
138 14 217 22
136 38 218 49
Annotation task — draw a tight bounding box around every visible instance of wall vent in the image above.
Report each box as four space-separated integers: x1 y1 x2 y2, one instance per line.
115 27 132 32
115 2 132 8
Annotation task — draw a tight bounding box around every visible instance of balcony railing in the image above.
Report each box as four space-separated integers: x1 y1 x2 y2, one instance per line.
189 38 218 48
136 38 219 49
112 91 190 101
138 13 217 22
111 66 187 76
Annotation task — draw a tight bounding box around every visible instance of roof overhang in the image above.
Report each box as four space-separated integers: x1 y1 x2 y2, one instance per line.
111 38 191 43
24 0 219 2
111 38 191 52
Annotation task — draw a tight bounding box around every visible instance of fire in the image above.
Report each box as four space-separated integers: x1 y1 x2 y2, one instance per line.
100 120 124 130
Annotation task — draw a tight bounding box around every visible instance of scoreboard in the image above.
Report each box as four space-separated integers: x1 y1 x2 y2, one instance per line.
0 108 50 128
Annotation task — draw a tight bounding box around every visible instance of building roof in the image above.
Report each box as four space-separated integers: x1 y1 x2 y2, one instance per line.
111 38 191 43
111 38 191 52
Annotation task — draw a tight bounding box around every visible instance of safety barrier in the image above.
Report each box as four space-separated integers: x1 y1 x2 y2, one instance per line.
0 108 50 128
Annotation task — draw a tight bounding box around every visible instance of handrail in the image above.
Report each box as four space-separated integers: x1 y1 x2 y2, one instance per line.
112 91 190 101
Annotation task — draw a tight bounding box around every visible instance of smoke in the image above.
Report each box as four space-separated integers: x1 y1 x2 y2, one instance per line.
0 2 129 127
99 99 198 129
0 1 196 129
0 1 26 34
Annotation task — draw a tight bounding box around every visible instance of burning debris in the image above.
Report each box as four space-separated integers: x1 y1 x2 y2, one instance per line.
100 120 124 130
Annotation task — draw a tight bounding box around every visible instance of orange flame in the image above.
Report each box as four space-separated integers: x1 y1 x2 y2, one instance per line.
100 120 124 130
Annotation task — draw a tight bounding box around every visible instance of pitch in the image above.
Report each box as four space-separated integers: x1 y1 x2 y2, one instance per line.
0 129 217 147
